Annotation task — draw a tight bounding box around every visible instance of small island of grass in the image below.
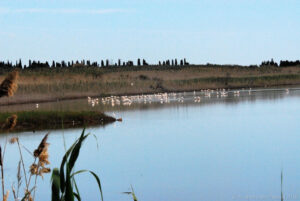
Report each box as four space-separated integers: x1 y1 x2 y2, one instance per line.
0 111 116 133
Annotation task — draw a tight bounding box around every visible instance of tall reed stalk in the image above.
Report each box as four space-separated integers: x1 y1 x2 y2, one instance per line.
0 146 4 200
281 170 283 201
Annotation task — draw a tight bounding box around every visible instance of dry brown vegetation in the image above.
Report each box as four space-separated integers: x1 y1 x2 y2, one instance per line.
0 65 300 105
0 131 51 201
0 71 18 98
0 70 113 201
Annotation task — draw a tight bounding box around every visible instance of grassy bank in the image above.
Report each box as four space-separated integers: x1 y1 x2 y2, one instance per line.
0 111 116 132
0 65 299 105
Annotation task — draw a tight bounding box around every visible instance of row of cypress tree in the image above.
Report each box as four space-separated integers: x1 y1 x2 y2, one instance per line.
0 58 190 69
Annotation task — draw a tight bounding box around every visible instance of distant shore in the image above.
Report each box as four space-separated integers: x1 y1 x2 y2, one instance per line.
0 65 299 106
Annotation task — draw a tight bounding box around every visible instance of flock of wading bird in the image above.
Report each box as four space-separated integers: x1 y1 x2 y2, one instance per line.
86 88 290 107
86 89 247 107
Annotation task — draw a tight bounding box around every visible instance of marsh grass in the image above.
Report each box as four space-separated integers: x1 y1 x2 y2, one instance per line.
0 111 116 132
1 66 300 105
167 74 300 89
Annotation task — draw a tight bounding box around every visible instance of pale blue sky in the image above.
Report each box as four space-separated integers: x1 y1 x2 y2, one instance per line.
0 0 299 65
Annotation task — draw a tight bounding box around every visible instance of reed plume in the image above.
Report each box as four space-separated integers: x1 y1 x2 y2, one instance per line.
38 167 50 178
2 115 17 131
29 164 38 175
9 137 18 144
0 71 19 98
33 133 49 158
3 190 9 201
31 133 50 200
38 150 50 167
33 133 50 167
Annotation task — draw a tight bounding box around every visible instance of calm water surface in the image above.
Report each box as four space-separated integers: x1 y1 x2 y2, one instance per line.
1 87 300 201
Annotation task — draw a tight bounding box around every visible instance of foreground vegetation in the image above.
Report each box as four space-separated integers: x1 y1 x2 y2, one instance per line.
51 129 104 201
0 128 136 201
0 64 300 105
0 71 135 201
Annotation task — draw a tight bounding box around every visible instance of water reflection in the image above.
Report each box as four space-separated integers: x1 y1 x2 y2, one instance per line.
0 87 299 113
0 86 299 201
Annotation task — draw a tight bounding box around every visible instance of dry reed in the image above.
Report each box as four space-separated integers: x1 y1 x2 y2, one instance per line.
30 164 38 175
0 147 2 167
3 191 9 201
0 146 4 200
12 186 16 200
7 133 51 201
33 134 49 158
0 71 19 98
9 137 18 144
15 160 22 199
31 133 50 200
0 70 37 201
1 115 17 131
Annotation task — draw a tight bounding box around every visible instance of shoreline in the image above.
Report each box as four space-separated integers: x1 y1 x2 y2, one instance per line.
0 82 299 107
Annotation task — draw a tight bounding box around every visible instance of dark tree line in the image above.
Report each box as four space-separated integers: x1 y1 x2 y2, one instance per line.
279 60 300 67
1 58 299 70
0 58 191 69
261 59 300 67
158 58 189 66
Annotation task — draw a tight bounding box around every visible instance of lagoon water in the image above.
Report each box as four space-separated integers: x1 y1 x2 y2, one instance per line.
1 87 300 201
